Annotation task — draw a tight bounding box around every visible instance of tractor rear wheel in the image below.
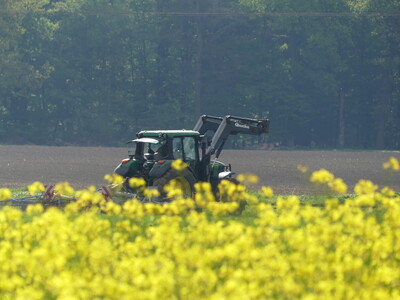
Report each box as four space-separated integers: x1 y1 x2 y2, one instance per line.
153 169 196 199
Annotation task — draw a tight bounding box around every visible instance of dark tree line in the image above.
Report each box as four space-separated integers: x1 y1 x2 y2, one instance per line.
0 0 399 149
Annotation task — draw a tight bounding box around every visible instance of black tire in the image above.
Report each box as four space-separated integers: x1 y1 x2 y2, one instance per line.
153 169 196 199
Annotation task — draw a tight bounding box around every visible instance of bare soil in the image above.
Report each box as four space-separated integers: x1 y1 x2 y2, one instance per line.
0 145 399 194
220 150 400 194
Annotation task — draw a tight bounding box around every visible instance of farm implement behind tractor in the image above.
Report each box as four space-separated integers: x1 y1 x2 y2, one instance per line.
0 185 113 210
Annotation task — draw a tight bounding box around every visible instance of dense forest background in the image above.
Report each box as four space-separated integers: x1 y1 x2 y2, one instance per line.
0 0 399 149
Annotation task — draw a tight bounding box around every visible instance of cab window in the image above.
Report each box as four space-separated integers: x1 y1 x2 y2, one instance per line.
183 137 196 160
172 137 197 161
172 138 183 159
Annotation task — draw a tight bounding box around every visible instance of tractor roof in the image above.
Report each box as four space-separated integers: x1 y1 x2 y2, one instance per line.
137 130 200 138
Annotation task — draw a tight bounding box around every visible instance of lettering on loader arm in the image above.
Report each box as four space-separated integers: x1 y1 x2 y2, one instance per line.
234 122 250 129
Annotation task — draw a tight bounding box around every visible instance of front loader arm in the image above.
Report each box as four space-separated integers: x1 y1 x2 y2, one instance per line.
206 115 269 158
193 115 223 135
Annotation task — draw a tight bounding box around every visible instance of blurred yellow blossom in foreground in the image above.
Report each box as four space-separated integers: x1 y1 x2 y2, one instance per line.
383 156 400 171
310 168 334 184
0 165 399 299
237 173 259 184
0 188 12 200
259 186 274 198
54 182 75 196
310 168 348 194
104 173 124 185
171 158 188 171
27 181 45 195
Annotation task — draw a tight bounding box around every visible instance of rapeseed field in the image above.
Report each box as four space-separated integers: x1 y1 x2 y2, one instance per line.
0 158 399 299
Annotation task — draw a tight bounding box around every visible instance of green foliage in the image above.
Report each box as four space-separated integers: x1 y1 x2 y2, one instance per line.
0 0 399 149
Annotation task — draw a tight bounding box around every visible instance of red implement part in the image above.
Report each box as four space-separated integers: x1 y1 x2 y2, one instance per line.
43 185 55 201
101 186 113 200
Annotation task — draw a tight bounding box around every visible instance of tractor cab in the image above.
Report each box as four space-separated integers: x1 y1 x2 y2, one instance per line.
115 130 201 183
128 137 166 161
136 130 200 168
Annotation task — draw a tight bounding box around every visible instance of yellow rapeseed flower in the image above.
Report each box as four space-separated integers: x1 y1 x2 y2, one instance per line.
297 165 308 173
143 188 160 198
354 195 375 207
328 178 348 194
259 186 274 198
237 173 259 184
354 179 378 195
276 195 300 211
104 173 124 185
163 179 185 198
171 159 188 171
383 157 400 171
0 188 12 200
128 177 146 189
54 182 75 196
194 182 213 193
310 169 334 184
26 203 44 214
381 186 395 197
27 181 46 195
325 198 339 210
2 169 400 299
309 169 348 195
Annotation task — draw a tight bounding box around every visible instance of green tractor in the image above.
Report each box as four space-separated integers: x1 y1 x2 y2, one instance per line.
113 115 269 198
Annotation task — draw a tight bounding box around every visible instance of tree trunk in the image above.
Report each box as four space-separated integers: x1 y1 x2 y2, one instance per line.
194 0 204 119
375 69 392 149
338 89 345 148
179 0 191 128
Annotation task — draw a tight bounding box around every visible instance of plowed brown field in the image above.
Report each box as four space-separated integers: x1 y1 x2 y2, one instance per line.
1 145 399 194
